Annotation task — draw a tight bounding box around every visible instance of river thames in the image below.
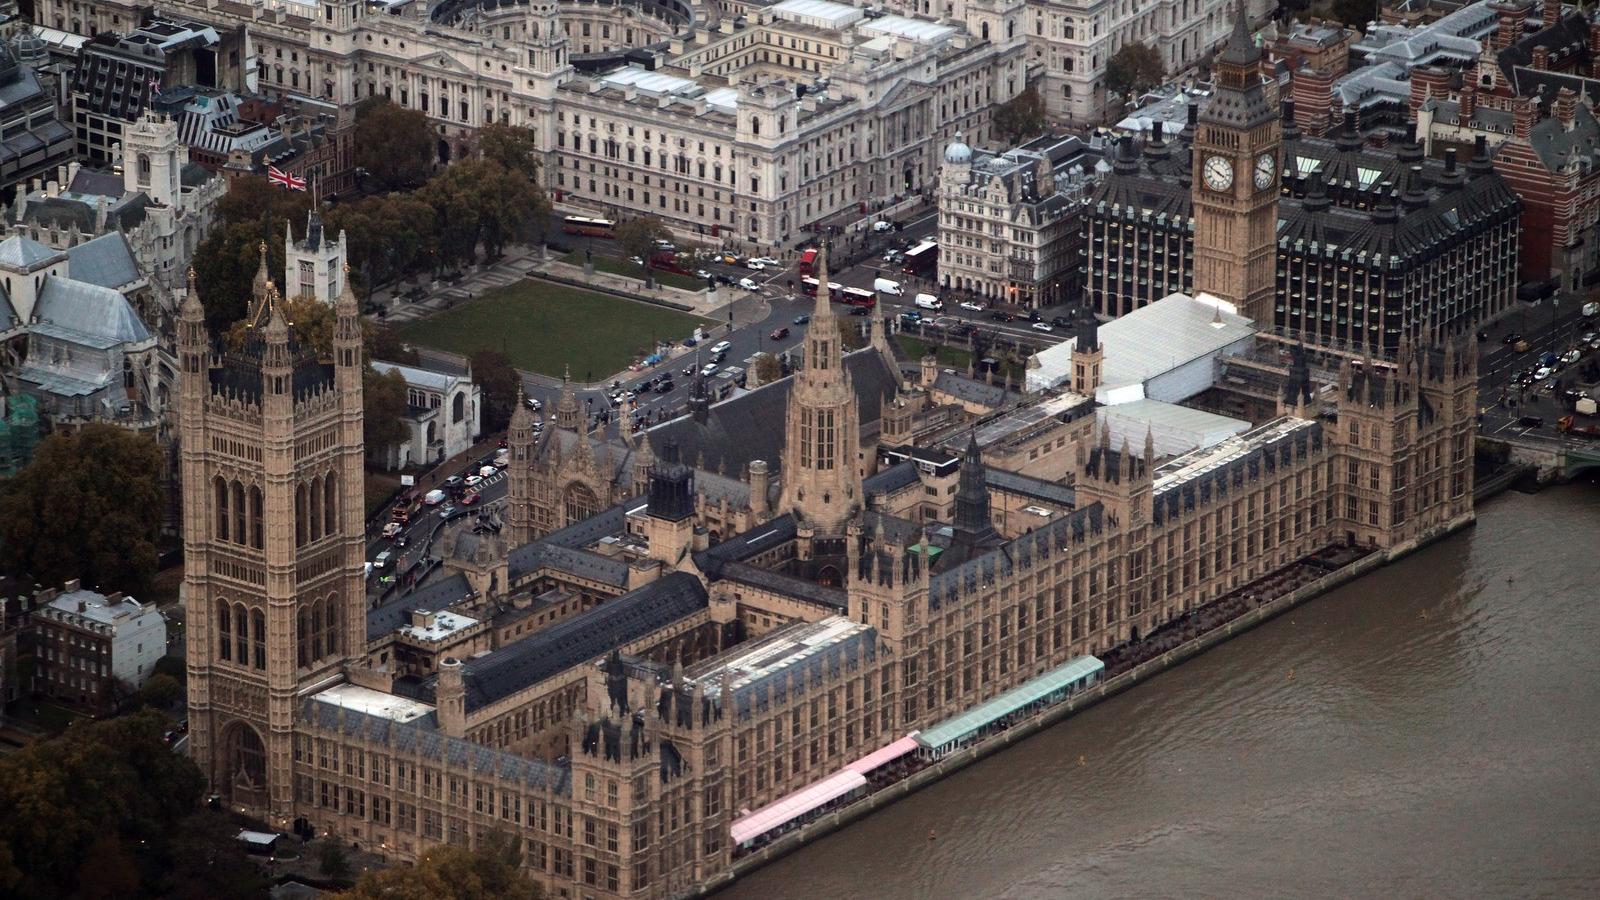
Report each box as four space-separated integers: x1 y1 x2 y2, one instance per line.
722 482 1600 899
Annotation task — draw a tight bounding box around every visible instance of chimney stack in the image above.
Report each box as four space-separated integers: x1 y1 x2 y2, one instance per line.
1513 95 1539 141
1555 86 1577 128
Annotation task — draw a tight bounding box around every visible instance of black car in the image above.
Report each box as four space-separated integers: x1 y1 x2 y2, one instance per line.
850 306 872 316
1026 310 1043 322
1052 316 1073 328
656 379 674 393
989 311 1016 322
1518 415 1545 428
1476 329 1489 342
948 323 974 338
1503 332 1523 345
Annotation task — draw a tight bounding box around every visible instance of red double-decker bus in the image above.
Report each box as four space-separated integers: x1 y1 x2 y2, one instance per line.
798 248 819 277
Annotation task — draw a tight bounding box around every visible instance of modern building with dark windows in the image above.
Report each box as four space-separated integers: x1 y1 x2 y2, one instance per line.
1083 103 1521 351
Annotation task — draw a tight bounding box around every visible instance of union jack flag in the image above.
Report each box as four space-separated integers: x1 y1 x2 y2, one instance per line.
267 165 307 191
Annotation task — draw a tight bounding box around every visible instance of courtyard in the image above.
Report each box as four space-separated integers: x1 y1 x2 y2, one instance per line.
400 280 711 381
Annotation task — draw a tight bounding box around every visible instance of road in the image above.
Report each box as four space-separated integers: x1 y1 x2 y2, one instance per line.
1474 302 1600 447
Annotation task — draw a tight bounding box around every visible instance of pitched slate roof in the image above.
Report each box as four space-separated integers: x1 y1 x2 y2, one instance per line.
506 498 638 583
649 348 898 478
449 572 708 712
64 231 141 289
34 276 150 344
0 233 65 269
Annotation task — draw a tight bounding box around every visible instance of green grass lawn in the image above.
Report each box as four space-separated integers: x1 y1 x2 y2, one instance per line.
896 335 1026 382
560 251 706 292
401 280 712 380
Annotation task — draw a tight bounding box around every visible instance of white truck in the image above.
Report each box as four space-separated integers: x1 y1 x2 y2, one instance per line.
914 293 944 311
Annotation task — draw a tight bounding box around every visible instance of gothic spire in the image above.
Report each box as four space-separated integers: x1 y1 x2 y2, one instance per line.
953 431 997 540
555 364 580 431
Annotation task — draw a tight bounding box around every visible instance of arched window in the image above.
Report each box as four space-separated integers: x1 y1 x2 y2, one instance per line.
231 482 246 547
310 601 324 660
249 486 264 549
563 482 600 526
215 476 230 541
323 473 337 538
136 153 150 184
295 482 308 547
981 22 989 40
251 609 266 669
323 598 340 657
217 600 231 661
234 603 249 664
452 391 465 423
309 477 323 542
297 606 310 668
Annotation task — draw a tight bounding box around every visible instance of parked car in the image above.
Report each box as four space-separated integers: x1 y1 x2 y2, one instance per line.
770 326 790 340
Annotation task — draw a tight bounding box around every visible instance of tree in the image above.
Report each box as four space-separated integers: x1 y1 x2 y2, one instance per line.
319 833 352 883
993 87 1048 144
139 673 183 709
0 711 205 898
157 811 270 900
614 216 671 285
365 366 411 455
192 178 313 329
355 99 436 192
476 123 541 180
752 352 782 385
469 349 519 434
223 292 336 357
1105 42 1166 103
326 192 440 291
341 833 541 900
369 323 420 366
0 424 165 596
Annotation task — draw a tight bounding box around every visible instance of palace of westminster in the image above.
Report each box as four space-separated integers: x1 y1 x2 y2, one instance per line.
172 18 1479 900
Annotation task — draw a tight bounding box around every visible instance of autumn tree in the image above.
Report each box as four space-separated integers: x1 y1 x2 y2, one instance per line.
325 191 440 292
614 216 672 285
0 424 165 595
993 87 1048 144
469 349 520 434
370 322 420 365
355 98 437 192
0 711 206 898
192 178 312 329
365 366 411 454
341 833 541 900
1105 42 1166 103
476 123 541 179
139 672 183 709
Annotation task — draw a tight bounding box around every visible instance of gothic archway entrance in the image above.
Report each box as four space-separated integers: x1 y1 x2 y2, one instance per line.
221 720 269 808
563 481 599 526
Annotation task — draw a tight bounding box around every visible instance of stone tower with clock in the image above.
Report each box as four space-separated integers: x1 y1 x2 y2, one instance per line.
1192 12 1280 326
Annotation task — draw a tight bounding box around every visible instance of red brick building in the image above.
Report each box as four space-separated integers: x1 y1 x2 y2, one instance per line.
1490 89 1600 289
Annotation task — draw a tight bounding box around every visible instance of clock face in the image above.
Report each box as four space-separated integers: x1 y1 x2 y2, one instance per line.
1203 155 1233 192
1254 152 1276 190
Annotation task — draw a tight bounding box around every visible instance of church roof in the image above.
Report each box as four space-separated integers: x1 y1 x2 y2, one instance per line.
65 231 141 289
34 276 151 345
506 499 636 584
366 572 475 641
0 233 65 269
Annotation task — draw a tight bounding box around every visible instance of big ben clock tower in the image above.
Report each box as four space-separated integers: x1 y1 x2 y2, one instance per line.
1193 11 1280 325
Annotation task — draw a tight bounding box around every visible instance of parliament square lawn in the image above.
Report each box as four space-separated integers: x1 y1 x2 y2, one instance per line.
401 281 712 379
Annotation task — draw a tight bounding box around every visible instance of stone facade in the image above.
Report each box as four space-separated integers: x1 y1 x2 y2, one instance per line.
41 0 1024 250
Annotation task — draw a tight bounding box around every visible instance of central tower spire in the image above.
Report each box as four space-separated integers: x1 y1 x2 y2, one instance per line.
780 243 861 533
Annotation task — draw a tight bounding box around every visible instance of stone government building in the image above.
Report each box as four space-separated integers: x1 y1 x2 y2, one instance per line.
180 204 1475 899
43 0 1028 248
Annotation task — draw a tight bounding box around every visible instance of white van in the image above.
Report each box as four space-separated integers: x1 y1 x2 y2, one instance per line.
423 488 447 505
914 293 944 311
874 278 903 296
1583 301 1599 318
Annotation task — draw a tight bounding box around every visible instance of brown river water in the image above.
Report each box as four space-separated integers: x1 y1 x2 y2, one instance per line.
721 482 1600 899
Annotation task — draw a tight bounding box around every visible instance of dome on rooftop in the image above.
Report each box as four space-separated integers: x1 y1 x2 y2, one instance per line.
944 133 972 165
